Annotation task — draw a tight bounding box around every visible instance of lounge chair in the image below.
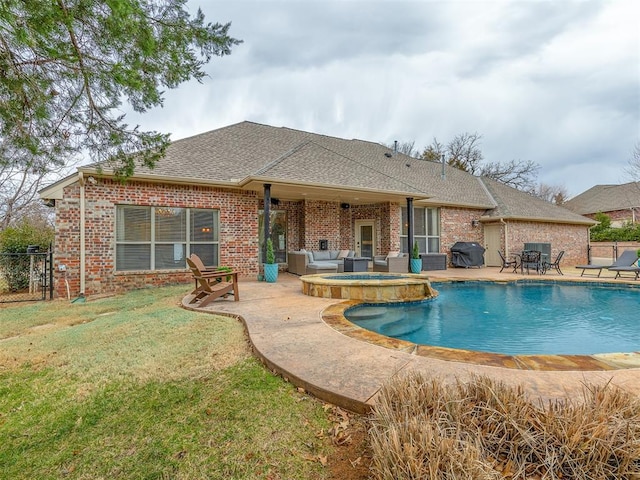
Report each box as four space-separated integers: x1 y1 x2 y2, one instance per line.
186 257 239 306
609 266 640 280
187 253 228 293
543 250 564 275
577 250 638 277
607 250 640 280
498 250 518 273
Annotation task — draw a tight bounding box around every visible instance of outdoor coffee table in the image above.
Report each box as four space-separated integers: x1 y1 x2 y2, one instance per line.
344 257 369 272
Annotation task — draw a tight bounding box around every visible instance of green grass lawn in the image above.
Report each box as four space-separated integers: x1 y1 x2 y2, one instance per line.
0 286 336 479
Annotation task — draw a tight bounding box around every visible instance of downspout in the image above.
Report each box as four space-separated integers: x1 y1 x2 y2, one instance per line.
500 218 508 255
78 172 86 299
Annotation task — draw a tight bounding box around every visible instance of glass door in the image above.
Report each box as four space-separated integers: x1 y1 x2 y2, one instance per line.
355 220 375 259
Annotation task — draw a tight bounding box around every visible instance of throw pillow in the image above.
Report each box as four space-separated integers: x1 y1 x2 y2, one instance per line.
337 249 350 259
386 251 400 260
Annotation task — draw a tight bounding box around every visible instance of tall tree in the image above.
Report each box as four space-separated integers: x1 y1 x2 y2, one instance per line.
0 0 241 178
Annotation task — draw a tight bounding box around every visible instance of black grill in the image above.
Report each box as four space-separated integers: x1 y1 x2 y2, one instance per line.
451 242 485 268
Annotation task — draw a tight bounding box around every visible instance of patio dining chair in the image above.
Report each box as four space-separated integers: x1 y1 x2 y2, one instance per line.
498 250 518 273
543 250 565 275
520 250 542 274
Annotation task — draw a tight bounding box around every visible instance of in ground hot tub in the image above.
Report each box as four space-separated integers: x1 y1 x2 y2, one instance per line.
300 272 436 302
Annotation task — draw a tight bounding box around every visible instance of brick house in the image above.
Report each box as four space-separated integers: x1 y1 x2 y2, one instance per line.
40 121 595 298
564 182 640 227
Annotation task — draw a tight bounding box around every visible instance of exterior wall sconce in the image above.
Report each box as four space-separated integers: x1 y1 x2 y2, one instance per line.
471 219 479 227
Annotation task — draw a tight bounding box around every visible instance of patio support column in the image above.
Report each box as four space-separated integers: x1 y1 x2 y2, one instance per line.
407 197 414 270
263 183 271 263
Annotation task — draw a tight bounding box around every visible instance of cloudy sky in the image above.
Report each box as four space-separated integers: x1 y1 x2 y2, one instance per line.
127 0 639 198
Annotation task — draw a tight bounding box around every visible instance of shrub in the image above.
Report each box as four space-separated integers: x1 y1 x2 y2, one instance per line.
370 373 640 479
411 241 420 259
590 212 640 241
265 238 275 264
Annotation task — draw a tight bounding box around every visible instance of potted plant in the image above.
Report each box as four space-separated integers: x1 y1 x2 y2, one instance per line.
637 249 640 267
410 241 422 274
263 238 279 283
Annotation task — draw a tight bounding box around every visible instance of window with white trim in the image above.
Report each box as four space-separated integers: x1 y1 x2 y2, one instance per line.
115 206 219 271
400 207 440 254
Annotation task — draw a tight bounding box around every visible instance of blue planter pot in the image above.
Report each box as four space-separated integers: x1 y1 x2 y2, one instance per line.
410 258 422 274
264 263 279 283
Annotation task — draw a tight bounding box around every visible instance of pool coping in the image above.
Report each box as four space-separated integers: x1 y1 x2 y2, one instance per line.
321 278 640 371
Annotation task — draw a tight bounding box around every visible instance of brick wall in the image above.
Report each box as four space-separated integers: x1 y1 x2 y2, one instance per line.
440 207 484 256
302 200 341 251
506 221 589 266
54 178 259 298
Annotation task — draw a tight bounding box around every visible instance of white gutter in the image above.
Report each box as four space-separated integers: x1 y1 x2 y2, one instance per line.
78 171 86 296
500 218 508 256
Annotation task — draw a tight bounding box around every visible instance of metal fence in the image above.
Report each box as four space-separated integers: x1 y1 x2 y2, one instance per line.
0 247 53 303
588 241 640 264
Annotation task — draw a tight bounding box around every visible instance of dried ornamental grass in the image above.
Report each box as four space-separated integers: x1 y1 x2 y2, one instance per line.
369 373 640 479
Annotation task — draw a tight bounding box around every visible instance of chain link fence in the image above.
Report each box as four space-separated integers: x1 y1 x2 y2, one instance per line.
0 247 53 303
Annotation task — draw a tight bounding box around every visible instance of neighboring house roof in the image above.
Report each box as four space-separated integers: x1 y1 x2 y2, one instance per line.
564 182 640 215
40 120 595 225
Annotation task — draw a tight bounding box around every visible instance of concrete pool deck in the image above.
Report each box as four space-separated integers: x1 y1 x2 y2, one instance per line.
182 266 640 413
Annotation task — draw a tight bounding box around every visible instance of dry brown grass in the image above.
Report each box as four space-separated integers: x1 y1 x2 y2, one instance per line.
370 372 640 479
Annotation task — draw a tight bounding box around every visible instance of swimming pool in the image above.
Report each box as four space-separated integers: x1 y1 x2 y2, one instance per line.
345 281 640 356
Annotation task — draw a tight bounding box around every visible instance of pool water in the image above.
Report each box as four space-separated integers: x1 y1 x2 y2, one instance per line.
345 282 640 355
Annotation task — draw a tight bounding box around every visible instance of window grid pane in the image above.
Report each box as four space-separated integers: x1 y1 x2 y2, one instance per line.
116 206 219 272
117 206 151 242
400 207 440 254
155 208 186 242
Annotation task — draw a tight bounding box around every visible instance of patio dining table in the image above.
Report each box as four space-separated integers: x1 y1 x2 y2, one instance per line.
514 250 548 274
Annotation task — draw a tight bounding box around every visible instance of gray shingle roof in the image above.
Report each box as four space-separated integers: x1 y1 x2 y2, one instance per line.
564 182 640 215
479 177 595 224
73 120 594 225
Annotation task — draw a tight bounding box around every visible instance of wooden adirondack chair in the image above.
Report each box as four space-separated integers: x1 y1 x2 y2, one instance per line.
186 257 239 306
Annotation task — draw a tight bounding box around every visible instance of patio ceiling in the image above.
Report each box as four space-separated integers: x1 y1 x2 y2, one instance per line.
241 178 431 205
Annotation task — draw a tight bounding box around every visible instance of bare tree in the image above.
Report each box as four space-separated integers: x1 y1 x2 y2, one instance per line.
624 141 640 181
531 183 569 205
446 132 484 174
480 159 540 191
383 140 419 158
0 149 69 228
419 132 540 191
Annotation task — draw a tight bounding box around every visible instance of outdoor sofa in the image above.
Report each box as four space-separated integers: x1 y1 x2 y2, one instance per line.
287 249 356 275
